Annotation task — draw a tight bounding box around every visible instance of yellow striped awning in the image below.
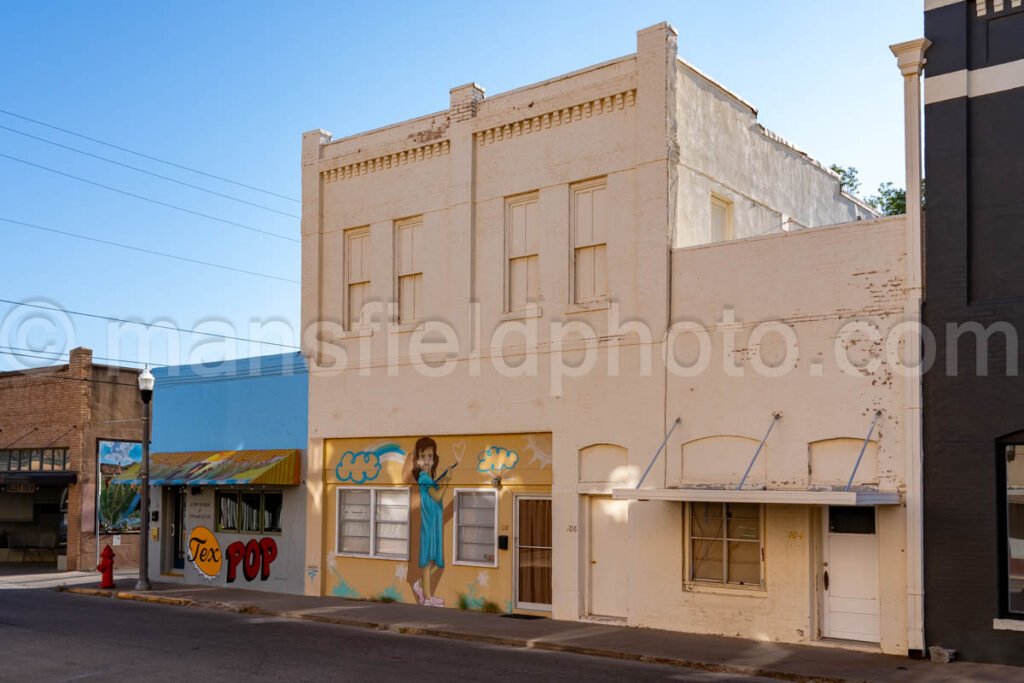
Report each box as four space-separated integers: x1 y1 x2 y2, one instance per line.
114 449 300 486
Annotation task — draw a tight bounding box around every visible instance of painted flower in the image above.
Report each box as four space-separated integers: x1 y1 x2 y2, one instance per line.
395 564 408 581
477 570 489 588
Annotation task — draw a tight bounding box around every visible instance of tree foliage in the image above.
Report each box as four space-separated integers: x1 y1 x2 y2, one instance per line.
829 164 861 196
867 182 906 216
831 163 925 217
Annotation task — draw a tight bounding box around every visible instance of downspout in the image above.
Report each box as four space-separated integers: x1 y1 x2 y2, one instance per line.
890 37 930 655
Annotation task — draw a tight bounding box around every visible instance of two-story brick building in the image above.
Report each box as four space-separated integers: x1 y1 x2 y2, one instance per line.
299 23 925 654
0 348 143 571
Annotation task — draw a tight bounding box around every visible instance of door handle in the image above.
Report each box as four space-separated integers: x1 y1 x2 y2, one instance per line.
823 570 829 591
170 523 175 537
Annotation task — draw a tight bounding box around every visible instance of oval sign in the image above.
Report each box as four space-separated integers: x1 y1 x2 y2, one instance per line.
187 526 222 579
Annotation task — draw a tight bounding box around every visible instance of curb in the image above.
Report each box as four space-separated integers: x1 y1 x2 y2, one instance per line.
57 587 850 683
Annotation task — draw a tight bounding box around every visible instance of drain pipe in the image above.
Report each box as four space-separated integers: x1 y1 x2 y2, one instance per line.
890 36 930 655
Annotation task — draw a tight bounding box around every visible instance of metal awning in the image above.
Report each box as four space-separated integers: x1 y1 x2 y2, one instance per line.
612 487 900 506
113 449 301 486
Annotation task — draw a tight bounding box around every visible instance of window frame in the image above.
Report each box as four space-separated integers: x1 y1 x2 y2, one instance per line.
453 488 499 568
215 489 283 536
710 193 734 242
569 177 609 305
684 501 765 590
0 448 69 471
504 192 540 313
335 486 410 561
1001 439 1024 618
344 226 372 331
394 216 424 324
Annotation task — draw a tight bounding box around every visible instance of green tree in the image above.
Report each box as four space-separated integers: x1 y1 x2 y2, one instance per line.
868 182 906 216
830 164 861 196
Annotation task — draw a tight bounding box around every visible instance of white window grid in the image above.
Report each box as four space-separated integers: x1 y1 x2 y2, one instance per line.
453 488 499 568
335 487 410 560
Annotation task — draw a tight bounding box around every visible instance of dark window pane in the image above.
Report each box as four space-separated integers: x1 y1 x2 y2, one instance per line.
828 506 876 534
240 493 261 532
262 493 283 533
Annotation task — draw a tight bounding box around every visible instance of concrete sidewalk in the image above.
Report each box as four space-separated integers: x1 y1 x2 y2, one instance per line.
59 580 1022 683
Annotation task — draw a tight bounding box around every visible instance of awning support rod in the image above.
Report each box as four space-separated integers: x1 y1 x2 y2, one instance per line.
845 410 883 492
636 417 682 490
737 413 781 490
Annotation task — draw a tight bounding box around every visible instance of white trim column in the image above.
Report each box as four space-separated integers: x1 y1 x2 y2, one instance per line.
890 36 930 654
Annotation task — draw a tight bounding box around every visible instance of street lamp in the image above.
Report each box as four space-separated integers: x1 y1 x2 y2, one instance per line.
136 367 154 591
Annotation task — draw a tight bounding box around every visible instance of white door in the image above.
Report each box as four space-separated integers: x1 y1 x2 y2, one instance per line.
588 496 628 619
823 506 880 642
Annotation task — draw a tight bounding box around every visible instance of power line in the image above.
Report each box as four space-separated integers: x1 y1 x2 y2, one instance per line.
0 299 300 350
1 216 299 284
0 346 156 367
0 124 300 218
0 351 142 385
0 152 299 244
0 107 299 203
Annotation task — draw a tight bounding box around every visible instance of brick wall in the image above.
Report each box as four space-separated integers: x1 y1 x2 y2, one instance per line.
0 348 142 571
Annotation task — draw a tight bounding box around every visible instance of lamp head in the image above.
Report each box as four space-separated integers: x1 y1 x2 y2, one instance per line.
138 367 155 403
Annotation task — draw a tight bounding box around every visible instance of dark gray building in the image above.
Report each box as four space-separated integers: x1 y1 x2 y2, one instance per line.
923 0 1024 665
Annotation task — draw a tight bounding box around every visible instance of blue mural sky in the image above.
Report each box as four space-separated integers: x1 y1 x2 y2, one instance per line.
0 1 921 371
98 440 142 467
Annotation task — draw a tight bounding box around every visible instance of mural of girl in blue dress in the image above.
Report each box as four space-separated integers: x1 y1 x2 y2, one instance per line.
406 437 460 607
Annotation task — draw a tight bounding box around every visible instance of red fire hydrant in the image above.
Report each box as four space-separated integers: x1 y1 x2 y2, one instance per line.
97 545 116 589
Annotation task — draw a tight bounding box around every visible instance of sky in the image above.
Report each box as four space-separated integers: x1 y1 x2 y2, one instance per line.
0 0 923 372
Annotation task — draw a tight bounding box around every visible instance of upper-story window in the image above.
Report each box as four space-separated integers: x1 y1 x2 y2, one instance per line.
0 448 69 471
506 193 540 312
710 194 734 242
571 178 608 304
345 227 371 329
395 217 424 323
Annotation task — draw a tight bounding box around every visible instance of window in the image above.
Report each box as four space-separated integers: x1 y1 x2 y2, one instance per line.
216 491 283 534
571 179 608 304
455 490 498 566
506 194 540 311
1006 444 1024 613
345 227 371 329
336 488 410 559
395 217 423 323
688 502 763 587
0 448 69 471
710 194 733 242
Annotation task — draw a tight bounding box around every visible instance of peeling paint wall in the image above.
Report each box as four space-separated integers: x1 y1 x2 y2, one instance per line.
674 60 876 248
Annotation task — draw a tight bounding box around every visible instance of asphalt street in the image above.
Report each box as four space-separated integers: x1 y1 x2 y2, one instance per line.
0 588 777 682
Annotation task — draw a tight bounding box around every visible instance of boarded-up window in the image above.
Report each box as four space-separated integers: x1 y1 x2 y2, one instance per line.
710 194 733 242
506 194 540 311
345 227 371 329
396 218 423 323
572 179 608 304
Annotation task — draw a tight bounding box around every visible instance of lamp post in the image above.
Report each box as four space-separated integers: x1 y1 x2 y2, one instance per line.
136 367 154 591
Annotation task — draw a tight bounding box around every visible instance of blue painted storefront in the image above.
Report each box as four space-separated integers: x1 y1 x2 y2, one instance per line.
148 353 308 594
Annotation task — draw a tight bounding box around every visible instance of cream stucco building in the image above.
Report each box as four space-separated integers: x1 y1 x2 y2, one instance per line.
300 23 924 655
